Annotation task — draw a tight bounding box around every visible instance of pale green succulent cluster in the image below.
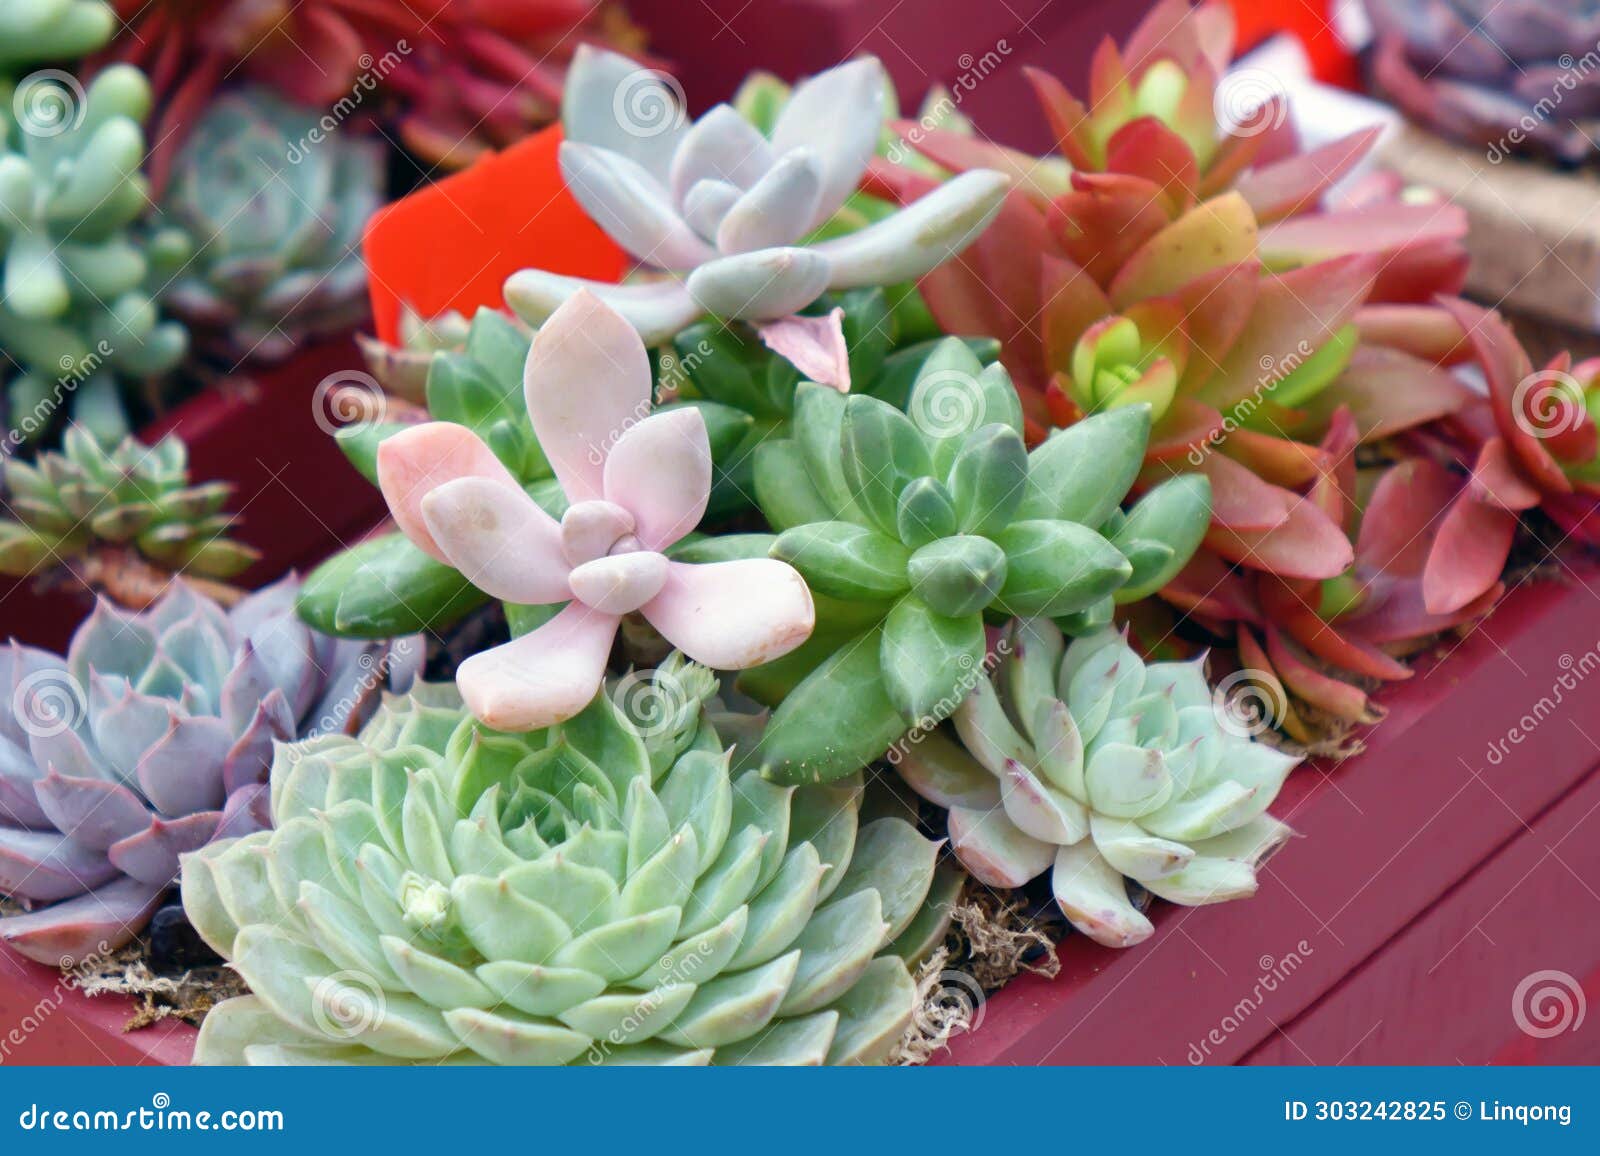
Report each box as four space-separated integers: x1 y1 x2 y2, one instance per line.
1 63 188 443
184 660 948 1065
0 2 114 72
158 88 380 364
898 620 1298 948
0 426 258 579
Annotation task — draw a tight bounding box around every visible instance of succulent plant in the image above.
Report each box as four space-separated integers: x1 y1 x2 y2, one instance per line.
98 1 642 192
897 619 1297 947
741 341 1212 784
183 661 946 1065
875 0 1472 576
375 291 815 732
356 306 474 405
503 47 1010 347
0 426 258 581
669 285 998 518
157 87 380 364
0 578 421 964
0 1 115 72
1 63 188 443
1365 0 1600 164
299 301 763 641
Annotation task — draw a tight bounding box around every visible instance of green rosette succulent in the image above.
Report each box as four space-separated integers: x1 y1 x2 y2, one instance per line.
743 340 1212 784
158 87 380 364
299 308 760 641
183 659 946 1065
0 426 258 579
1 63 188 444
670 286 996 519
0 1 114 71
897 620 1298 948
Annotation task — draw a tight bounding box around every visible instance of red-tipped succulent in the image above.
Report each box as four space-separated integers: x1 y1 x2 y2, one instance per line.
97 0 640 191
868 0 1489 740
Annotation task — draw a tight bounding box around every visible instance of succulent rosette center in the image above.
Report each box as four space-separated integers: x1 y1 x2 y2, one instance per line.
1063 307 1189 420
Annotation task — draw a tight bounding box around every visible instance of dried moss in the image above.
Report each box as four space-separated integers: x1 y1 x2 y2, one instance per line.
74 942 246 1032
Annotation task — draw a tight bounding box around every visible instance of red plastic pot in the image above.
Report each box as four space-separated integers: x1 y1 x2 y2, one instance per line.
626 0 1155 152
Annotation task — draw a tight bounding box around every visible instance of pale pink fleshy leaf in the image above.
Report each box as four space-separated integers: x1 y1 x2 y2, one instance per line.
523 290 654 503
602 408 711 551
419 477 570 606
642 559 815 670
377 422 521 564
568 551 670 614
455 602 621 732
757 308 851 392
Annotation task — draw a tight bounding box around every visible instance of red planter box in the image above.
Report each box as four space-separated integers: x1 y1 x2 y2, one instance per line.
626 0 1154 152
939 563 1600 1065
6 564 1598 1064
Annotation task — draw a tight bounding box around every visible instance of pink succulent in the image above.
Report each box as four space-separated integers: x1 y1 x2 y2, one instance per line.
378 291 816 732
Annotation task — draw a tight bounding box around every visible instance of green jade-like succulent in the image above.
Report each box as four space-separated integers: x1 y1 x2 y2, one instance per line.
670 285 999 518
740 340 1212 783
183 660 949 1065
0 2 115 72
1 64 187 443
896 620 1298 948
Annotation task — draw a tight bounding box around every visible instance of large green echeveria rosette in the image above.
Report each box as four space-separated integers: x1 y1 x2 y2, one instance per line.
182 659 946 1065
741 340 1212 784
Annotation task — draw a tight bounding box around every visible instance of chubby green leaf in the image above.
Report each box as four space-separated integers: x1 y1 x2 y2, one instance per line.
771 522 911 601
1017 406 1150 527
1109 474 1211 602
297 534 486 638
840 395 932 535
992 521 1132 618
880 599 984 724
757 628 909 785
753 437 838 531
947 423 1028 535
906 535 1008 618
895 476 958 548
